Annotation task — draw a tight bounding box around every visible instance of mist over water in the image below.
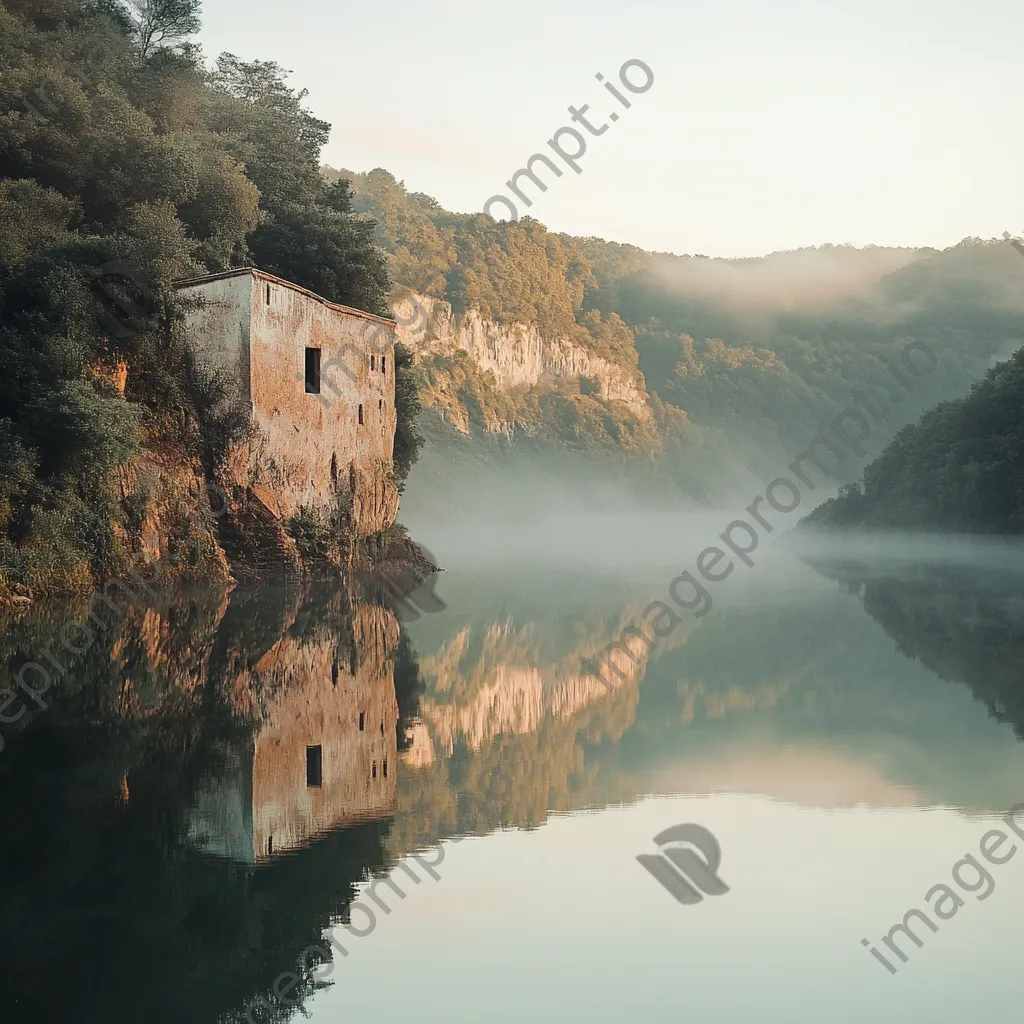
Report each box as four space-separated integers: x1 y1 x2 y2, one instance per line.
401 439 1024 610
399 456 793 573
789 527 1024 573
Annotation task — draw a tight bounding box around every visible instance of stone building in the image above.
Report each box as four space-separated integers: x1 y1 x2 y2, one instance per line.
186 606 400 863
174 268 399 537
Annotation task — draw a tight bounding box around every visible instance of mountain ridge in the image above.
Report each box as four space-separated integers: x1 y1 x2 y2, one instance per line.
326 165 1024 504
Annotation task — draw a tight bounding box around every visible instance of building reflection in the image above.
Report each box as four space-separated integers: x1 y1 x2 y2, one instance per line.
188 605 400 862
0 580 421 1024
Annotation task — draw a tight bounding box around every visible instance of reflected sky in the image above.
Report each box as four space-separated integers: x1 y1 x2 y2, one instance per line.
303 797 1024 1024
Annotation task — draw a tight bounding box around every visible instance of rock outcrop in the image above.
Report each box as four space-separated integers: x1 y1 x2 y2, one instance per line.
393 292 652 433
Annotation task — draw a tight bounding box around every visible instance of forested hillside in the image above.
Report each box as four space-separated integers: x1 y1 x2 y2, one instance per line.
5 0 1022 596
332 167 1024 501
0 0 400 593
803 346 1024 532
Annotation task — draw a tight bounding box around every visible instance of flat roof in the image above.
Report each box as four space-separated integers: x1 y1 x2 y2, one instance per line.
173 267 396 327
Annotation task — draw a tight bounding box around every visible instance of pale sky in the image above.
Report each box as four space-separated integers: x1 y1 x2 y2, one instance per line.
198 0 1024 258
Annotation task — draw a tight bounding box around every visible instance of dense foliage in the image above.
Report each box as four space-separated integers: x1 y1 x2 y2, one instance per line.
803 345 1024 531
333 167 1024 500
0 0 403 591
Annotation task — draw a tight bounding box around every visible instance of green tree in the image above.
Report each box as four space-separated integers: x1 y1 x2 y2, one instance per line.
120 0 201 56
393 343 424 489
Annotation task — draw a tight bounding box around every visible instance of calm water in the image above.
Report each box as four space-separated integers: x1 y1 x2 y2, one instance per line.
3 530 1024 1023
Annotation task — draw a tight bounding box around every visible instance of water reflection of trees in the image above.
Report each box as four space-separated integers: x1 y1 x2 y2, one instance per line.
807 560 1024 740
0 570 652 1024
0 580 420 1024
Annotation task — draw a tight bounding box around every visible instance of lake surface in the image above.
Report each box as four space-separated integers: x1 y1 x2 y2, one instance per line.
3 526 1024 1023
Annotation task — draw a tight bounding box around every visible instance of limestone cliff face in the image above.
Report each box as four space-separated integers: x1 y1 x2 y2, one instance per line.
117 442 302 587
393 292 651 432
410 613 653 759
119 434 400 586
350 458 401 537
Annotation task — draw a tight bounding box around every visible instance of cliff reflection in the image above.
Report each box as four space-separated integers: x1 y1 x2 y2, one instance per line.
396 558 1024 838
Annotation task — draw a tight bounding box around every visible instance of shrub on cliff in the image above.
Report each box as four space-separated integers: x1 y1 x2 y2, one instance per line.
393 342 424 490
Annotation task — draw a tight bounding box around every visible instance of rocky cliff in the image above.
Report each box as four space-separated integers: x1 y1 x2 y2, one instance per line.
391 291 653 440
394 292 650 427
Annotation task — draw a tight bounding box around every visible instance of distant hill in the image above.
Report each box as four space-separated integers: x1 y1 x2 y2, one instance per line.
803 345 1024 532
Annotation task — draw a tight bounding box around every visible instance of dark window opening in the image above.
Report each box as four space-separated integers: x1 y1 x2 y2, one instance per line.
306 745 323 788
266 284 271 305
381 356 386 375
379 398 383 412
371 761 377 780
268 835 274 855
330 453 338 490
370 355 375 371
380 720 384 736
383 758 388 778
359 711 365 731
358 404 364 425
305 348 321 394
332 661 338 688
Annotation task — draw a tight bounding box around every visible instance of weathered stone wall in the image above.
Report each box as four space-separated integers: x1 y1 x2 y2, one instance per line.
248 274 398 532
176 270 399 537
175 271 253 411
